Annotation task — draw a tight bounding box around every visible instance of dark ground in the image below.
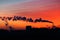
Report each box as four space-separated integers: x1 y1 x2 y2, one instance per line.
0 27 60 39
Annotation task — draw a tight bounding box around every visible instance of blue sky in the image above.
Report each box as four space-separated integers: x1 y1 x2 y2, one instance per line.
0 0 31 5
0 0 32 9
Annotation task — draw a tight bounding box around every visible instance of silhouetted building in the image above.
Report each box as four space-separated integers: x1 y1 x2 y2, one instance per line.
26 26 32 32
52 26 56 29
9 26 14 32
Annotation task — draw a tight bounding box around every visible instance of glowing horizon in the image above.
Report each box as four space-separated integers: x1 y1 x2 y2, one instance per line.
0 0 60 30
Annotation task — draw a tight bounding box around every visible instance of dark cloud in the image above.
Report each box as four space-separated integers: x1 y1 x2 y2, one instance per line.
21 17 26 21
27 18 33 22
34 18 42 22
12 16 26 21
41 20 53 23
34 18 53 23
0 16 53 24
7 17 13 20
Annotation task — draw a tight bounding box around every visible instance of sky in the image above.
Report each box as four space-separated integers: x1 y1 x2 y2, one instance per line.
0 0 60 30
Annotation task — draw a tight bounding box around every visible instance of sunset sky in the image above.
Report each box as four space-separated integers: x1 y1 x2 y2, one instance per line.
0 0 60 30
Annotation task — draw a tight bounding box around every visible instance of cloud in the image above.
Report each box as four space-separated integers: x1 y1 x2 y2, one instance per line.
26 18 33 22
34 18 53 23
12 16 33 22
7 0 59 15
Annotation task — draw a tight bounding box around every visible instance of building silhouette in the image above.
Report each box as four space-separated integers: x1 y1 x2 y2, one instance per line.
26 25 32 32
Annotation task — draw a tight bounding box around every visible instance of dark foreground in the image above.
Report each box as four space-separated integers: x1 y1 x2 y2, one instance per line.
0 28 60 39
